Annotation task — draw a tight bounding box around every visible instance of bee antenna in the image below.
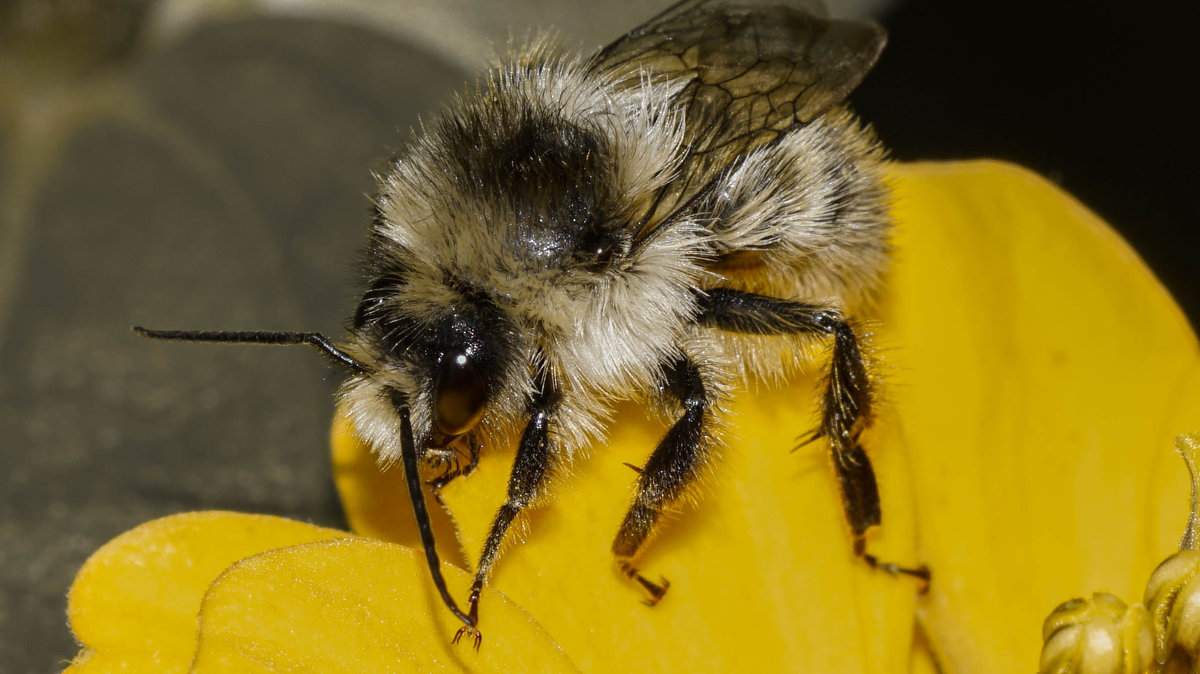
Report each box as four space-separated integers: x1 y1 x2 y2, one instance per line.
394 394 477 631
132 326 369 374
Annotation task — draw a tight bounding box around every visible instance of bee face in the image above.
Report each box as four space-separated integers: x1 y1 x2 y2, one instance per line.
345 271 527 457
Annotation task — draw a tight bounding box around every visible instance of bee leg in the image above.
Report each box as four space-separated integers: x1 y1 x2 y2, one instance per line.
813 312 931 587
427 439 481 491
457 378 559 645
698 288 930 588
613 354 713 605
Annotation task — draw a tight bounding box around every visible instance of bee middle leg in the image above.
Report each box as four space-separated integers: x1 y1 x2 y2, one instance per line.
612 353 715 605
453 378 559 647
698 288 929 586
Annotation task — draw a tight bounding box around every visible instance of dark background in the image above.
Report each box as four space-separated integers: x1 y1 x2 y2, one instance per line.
1 1 1194 671
857 1 1196 323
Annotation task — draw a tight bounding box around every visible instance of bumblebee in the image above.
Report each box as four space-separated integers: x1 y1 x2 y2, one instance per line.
137 0 928 647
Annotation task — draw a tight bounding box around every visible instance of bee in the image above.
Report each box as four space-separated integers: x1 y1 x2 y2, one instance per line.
136 0 929 648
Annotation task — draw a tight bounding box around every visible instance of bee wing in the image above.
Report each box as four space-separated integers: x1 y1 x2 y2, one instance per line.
592 0 886 235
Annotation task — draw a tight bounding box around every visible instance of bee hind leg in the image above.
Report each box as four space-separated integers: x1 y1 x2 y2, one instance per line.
613 354 714 605
833 434 930 589
818 309 931 589
698 288 930 590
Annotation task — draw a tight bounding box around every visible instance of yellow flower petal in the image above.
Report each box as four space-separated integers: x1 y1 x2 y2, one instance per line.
65 511 571 672
328 160 1197 672
882 161 1198 671
65 511 346 673
189 537 576 672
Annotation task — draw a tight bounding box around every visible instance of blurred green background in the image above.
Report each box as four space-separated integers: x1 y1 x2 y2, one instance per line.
1 1 1193 671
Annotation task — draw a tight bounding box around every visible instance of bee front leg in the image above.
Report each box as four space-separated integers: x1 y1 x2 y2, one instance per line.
613 353 715 605
427 439 481 491
698 288 929 587
454 377 559 648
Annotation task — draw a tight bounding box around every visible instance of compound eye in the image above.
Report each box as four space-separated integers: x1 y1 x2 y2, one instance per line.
433 350 487 437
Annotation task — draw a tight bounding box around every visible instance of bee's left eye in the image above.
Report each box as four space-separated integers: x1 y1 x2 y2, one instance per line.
433 350 487 438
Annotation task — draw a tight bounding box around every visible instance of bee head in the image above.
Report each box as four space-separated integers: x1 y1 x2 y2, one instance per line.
343 270 527 460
